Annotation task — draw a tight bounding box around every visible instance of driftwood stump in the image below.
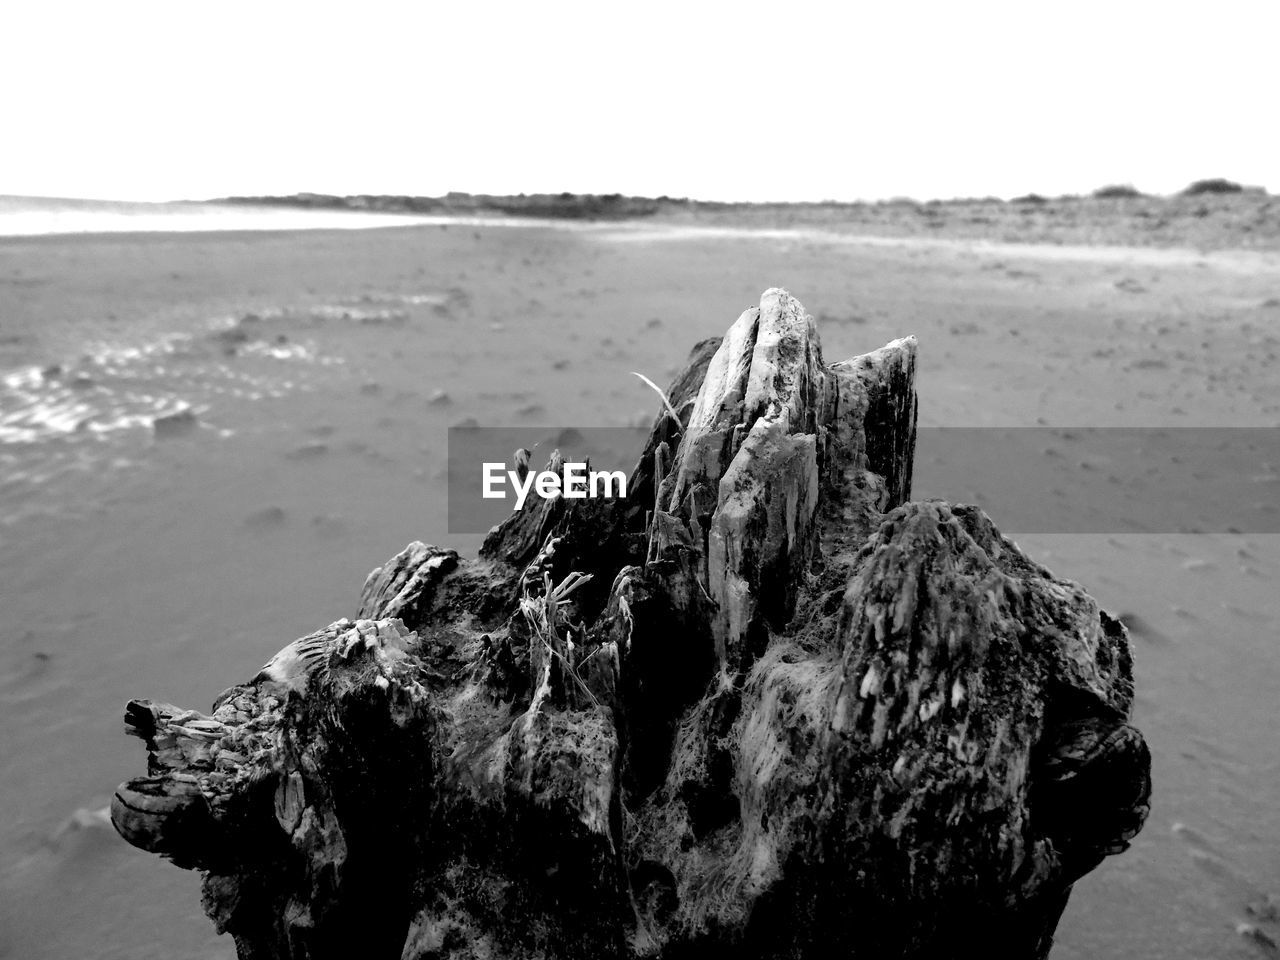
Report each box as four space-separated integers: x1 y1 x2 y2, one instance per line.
112 289 1150 959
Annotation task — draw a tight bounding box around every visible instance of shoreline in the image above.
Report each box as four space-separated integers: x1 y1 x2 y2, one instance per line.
5 217 1278 277
3 190 1278 251
212 188 1280 251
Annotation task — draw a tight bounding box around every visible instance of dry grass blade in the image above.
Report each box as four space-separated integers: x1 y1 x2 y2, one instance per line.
518 570 600 708
539 635 599 708
548 571 592 603
630 371 683 431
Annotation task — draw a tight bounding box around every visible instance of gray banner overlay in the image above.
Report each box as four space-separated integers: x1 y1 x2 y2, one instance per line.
449 426 1280 534
914 428 1279 534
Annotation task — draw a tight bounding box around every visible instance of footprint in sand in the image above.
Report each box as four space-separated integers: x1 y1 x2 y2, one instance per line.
1221 602 1274 623
1173 823 1280 955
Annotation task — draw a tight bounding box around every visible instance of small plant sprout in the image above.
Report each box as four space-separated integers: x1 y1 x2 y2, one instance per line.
519 570 598 707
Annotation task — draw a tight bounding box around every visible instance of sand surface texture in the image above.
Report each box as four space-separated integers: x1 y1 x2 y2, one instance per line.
1 211 1278 958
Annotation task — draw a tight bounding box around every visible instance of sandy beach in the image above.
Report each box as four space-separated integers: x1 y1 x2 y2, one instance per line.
1 209 1278 958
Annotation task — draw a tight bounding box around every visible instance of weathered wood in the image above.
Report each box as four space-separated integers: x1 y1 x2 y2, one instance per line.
112 288 1149 959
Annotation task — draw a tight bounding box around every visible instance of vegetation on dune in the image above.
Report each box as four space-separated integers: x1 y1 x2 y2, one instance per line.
1092 184 1145 199
218 191 681 220
1181 178 1245 196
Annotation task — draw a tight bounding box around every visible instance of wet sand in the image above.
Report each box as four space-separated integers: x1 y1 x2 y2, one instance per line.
1 220 1278 958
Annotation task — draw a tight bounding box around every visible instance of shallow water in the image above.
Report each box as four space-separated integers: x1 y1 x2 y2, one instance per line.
0 220 1276 958
0 196 460 237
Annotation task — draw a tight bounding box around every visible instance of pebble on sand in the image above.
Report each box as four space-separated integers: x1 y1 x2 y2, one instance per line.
244 505 287 528
1115 611 1167 643
286 442 329 460
555 427 585 449
311 514 349 538
152 409 198 440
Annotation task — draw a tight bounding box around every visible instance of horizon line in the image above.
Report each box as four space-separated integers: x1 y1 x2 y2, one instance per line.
3 181 1273 209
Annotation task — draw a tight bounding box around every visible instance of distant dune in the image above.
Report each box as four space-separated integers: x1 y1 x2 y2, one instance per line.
3 188 1275 249
211 188 1280 250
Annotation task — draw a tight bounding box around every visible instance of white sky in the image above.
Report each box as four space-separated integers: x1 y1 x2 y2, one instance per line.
2 0 1275 203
